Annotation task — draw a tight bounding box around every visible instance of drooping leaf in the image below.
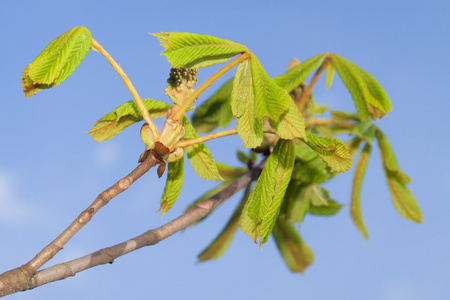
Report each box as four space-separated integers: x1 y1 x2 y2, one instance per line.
346 137 363 157
330 110 360 122
22 26 92 97
198 184 250 261
88 99 171 142
325 63 336 90
250 53 291 120
159 156 185 217
352 121 376 145
273 53 328 92
272 218 314 273
301 133 353 173
151 32 248 69
376 130 422 222
351 142 371 240
331 54 392 120
309 185 330 206
269 100 306 140
231 58 263 148
286 182 312 223
182 117 223 181
215 162 247 182
239 139 295 245
308 199 342 216
191 79 233 132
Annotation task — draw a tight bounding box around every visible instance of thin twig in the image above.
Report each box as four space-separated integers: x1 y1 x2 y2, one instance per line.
1 157 267 296
0 154 158 297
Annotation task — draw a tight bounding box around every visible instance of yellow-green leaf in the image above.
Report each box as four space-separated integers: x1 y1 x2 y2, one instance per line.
351 142 371 240
22 26 92 97
151 32 248 68
272 218 314 273
239 139 295 245
87 99 171 142
159 156 185 217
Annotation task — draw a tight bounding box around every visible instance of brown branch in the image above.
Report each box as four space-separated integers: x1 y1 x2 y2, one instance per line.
1 157 267 296
0 153 159 297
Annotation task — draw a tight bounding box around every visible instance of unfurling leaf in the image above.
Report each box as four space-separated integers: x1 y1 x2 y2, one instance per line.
215 163 248 182
192 79 233 132
182 117 223 181
293 142 333 184
331 54 392 120
88 99 171 142
272 218 314 273
198 185 250 261
376 130 422 222
285 182 312 223
308 199 342 216
325 63 336 90
151 32 248 68
301 133 353 173
351 142 371 240
239 139 295 245
159 156 185 217
250 53 291 120
352 121 377 145
269 100 306 140
273 53 328 92
22 26 92 97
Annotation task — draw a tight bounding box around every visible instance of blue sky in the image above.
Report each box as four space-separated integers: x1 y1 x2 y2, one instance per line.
1 1 449 299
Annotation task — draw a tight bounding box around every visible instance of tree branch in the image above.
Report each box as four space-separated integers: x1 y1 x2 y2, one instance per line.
0 153 159 297
1 157 267 296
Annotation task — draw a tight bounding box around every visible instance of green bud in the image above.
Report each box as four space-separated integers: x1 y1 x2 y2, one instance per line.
140 123 155 150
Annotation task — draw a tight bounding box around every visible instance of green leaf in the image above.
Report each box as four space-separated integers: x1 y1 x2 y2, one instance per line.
308 199 342 216
352 121 377 145
232 59 263 148
151 32 248 68
301 133 353 173
331 54 392 120
215 162 247 182
269 100 306 140
325 63 336 90
250 53 291 120
273 53 327 92
272 218 314 273
330 110 360 122
191 79 233 132
351 142 371 240
182 117 223 181
293 142 333 184
376 130 422 222
87 99 171 142
286 182 312 223
22 26 92 97
159 156 185 217
239 139 295 245
198 184 250 261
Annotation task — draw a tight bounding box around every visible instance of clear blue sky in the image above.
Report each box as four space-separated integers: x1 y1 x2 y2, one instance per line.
1 1 449 299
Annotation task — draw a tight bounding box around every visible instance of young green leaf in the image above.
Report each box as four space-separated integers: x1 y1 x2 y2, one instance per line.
325 63 336 90
88 99 171 142
309 185 330 206
215 162 248 182
293 143 333 184
182 117 223 181
250 53 291 120
329 110 360 122
151 32 248 69
272 53 328 92
286 182 312 223
272 218 314 273
301 133 353 173
191 79 233 132
331 54 392 120
352 121 377 145
198 184 250 261
269 100 306 140
232 59 263 148
351 142 371 240
22 26 92 97
239 139 295 245
307 199 342 216
159 156 185 217
376 130 422 222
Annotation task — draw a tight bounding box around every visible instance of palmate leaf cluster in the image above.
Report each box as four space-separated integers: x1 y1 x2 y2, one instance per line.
21 27 422 274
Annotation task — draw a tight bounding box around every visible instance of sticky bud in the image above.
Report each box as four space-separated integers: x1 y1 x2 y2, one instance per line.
140 123 155 150
158 119 185 149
